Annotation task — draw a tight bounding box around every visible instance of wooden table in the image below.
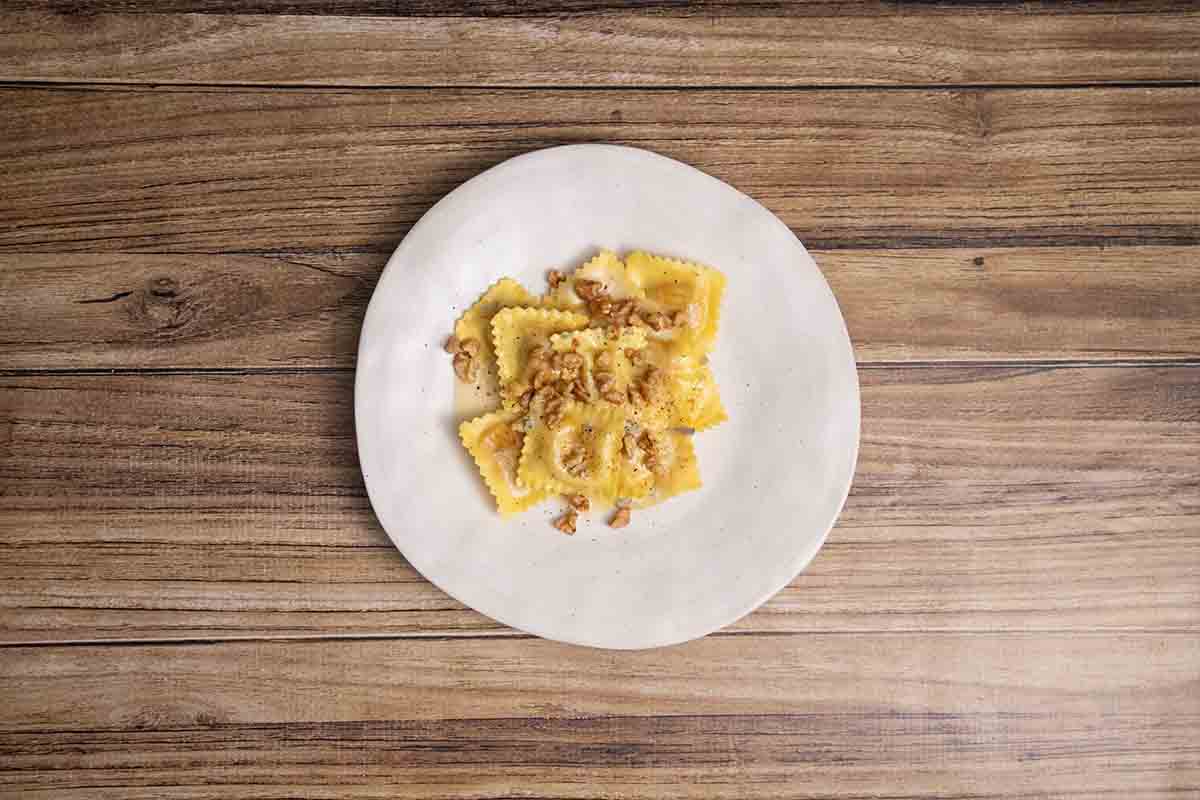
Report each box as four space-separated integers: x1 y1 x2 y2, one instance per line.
2 2 1198 797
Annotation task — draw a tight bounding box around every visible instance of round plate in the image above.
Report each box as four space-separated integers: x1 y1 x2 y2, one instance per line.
356 144 859 649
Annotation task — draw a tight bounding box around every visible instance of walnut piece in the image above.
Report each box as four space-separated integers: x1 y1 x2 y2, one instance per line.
547 269 565 289
622 432 638 459
452 351 475 382
459 337 481 357
553 509 578 535
602 389 625 405
567 493 590 513
646 311 671 331
443 335 460 354
609 506 631 529
575 279 606 302
562 445 589 477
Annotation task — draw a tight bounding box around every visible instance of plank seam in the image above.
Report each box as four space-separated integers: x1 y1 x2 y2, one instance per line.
2 80 1199 93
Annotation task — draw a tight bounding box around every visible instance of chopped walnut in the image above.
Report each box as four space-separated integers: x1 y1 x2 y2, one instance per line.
562 352 584 370
547 269 565 289
553 509 578 535
646 311 671 331
443 335 461 354
452 352 475 382
609 506 631 529
571 380 591 402
575 279 606 302
622 432 638 459
562 445 589 477
601 389 623 405
625 348 643 365
459 337 481 357
595 350 614 370
594 372 614 392
518 389 534 409
590 298 614 318
567 493 590 513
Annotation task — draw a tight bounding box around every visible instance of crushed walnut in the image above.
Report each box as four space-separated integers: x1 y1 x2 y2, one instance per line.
567 493 590 513
574 279 605 302
562 444 590 477
547 269 565 289
609 506 632 529
446 335 481 382
622 432 638 459
645 311 672 331
553 508 578 535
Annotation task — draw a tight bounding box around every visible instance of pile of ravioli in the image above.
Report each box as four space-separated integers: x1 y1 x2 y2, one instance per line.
454 250 726 529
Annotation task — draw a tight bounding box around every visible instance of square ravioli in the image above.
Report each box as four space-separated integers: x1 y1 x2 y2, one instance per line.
518 403 625 501
616 428 702 505
492 307 590 408
454 278 537 369
459 408 550 516
624 251 725 356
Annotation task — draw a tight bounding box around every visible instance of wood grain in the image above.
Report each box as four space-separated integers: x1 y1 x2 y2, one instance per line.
4 7 1198 87
2 365 1196 643
0 633 1196 798
2 86 1198 254
13 0 1200 15
2 247 1197 370
5 712 1199 800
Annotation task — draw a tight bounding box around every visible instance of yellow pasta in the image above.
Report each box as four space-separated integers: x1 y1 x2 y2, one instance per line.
624 250 726 355
548 326 648 406
518 403 625 501
544 250 645 309
491 307 590 407
617 428 702 507
667 357 728 431
448 248 727 529
453 278 537 373
459 409 550 516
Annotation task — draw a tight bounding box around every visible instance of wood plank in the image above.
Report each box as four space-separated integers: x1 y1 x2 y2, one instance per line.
2 246 1197 369
13 0 1200 16
3 715 1198 800
2 365 1196 643
1 86 1197 254
0 633 1196 798
3 7 1198 88
3 717 1198 800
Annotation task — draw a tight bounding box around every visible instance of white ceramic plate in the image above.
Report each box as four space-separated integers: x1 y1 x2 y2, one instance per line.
356 144 859 649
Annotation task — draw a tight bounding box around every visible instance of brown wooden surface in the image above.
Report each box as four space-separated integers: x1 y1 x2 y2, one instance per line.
5 7 1199 87
4 86 1198 253
2 246 1197 369
1 2 1198 798
2 366 1198 643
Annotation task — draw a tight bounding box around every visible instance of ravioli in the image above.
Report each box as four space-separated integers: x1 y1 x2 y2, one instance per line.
445 249 727 530
459 409 550 516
